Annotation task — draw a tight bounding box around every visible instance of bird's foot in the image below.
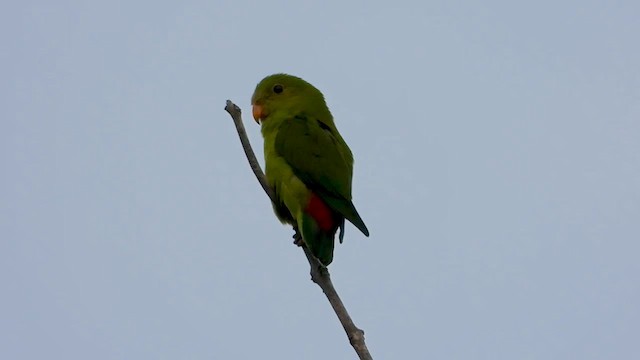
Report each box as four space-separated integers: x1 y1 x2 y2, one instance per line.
292 227 304 247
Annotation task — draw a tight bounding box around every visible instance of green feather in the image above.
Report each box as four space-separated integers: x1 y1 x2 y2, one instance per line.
252 73 369 265
300 212 334 266
275 115 369 238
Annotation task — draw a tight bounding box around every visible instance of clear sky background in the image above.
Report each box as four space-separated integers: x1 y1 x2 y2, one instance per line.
2 1 639 359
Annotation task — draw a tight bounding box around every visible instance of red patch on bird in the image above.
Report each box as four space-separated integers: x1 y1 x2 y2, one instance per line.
305 193 334 232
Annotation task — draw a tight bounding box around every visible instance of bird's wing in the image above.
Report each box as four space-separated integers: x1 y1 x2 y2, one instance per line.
275 114 369 238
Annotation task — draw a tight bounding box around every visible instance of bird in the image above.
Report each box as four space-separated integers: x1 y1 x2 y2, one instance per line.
251 73 369 265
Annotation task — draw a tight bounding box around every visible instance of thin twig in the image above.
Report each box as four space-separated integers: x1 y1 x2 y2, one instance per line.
225 100 373 360
224 101 276 202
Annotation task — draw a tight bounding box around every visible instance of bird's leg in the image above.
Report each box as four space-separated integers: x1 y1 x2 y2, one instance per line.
292 225 305 247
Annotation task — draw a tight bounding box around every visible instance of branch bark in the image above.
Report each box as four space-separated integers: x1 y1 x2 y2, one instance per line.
224 100 373 360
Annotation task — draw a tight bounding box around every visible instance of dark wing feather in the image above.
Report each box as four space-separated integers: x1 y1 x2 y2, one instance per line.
275 114 369 237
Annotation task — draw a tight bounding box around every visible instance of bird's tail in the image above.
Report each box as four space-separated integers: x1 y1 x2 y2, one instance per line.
300 212 336 266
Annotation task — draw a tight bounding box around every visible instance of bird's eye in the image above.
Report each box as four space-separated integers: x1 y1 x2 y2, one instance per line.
273 84 284 94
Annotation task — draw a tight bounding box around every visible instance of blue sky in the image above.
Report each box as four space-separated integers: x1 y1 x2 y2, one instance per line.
2 1 639 359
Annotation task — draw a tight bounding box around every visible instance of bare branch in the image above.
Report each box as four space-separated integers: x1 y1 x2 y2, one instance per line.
225 100 276 203
224 100 373 360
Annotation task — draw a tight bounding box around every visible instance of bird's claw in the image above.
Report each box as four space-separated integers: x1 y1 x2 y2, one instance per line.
292 228 304 247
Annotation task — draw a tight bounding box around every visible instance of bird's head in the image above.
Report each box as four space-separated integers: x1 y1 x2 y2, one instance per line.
250 73 328 124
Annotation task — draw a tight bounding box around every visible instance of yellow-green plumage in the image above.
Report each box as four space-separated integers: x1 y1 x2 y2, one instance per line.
251 74 369 265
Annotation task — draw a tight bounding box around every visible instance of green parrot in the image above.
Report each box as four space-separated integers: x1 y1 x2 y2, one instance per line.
251 73 369 266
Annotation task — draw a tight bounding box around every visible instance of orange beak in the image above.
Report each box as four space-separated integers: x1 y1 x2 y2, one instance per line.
252 104 263 124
